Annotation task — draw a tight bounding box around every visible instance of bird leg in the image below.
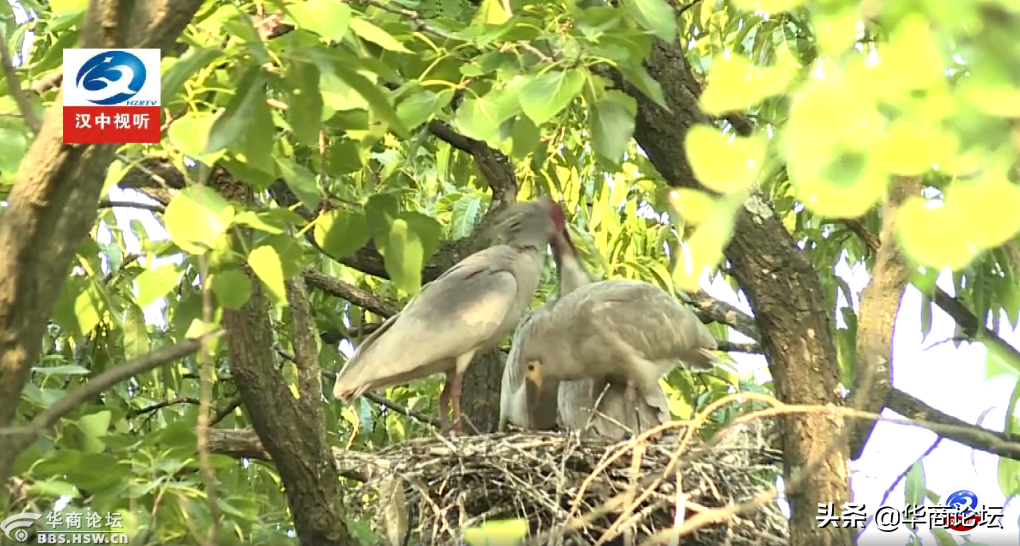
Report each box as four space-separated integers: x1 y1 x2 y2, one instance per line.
438 369 456 434
449 372 465 435
623 381 639 438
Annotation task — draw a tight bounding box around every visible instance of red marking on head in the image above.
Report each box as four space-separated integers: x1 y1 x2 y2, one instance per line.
550 202 566 230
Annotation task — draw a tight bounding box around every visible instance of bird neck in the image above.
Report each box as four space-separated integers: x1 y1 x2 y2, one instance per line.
552 231 592 295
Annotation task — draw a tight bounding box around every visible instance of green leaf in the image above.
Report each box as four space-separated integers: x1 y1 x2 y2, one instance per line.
509 115 541 162
471 0 510 26
731 0 806 14
286 60 324 147
520 70 585 125
622 0 677 42
276 158 322 212
699 53 794 115
399 211 443 260
451 194 484 238
161 47 224 105
289 0 351 41
590 92 637 166
29 479 77 498
382 218 424 295
396 89 454 129
930 529 957 546
76 411 111 453
168 112 220 161
684 124 767 194
205 65 266 154
455 94 518 142
904 460 926 507
327 138 365 175
122 304 149 359
135 262 183 308
248 244 288 305
366 192 401 239
0 121 31 173
331 63 409 138
163 185 236 255
617 62 668 109
314 210 372 259
998 378 1020 498
463 518 529 546
349 18 411 53
210 269 253 310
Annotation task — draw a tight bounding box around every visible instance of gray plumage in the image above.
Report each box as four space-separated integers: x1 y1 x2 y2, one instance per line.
515 278 722 420
333 198 564 433
499 228 591 431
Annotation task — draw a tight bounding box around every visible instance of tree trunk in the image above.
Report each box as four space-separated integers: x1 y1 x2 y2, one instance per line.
614 38 853 546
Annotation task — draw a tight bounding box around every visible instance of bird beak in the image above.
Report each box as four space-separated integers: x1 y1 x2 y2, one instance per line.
524 361 542 390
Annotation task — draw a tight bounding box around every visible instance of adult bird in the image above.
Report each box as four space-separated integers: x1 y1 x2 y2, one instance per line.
513 273 723 432
499 225 591 431
332 197 565 434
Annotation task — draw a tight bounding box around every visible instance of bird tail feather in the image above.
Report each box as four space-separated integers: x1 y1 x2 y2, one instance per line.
683 348 723 370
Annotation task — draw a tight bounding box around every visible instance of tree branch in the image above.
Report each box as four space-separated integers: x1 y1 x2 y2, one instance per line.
850 177 920 460
885 387 1020 461
1 333 219 446
0 32 40 133
303 270 398 318
98 199 166 213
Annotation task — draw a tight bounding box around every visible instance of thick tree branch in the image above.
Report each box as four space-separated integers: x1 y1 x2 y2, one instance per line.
610 31 852 546
219 182 356 545
850 177 920 460
687 292 760 339
885 388 1020 461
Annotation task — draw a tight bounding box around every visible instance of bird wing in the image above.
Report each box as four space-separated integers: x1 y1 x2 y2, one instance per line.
333 252 521 398
569 280 716 374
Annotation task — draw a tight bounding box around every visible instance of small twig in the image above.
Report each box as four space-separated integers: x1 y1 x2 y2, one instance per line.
195 256 220 546
127 397 200 417
858 436 942 537
0 33 40 133
98 199 166 214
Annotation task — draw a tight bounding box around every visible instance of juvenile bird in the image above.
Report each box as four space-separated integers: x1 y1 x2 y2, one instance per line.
332 198 565 434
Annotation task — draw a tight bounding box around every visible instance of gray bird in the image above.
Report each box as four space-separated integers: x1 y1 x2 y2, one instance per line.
499 226 591 431
332 198 565 434
513 275 722 430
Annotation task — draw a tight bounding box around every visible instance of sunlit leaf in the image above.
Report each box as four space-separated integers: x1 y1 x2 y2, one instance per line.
163 185 236 255
685 125 767 194
590 91 636 167
314 210 372 259
731 0 805 13
349 18 412 53
248 244 288 305
519 70 585 126
622 0 676 42
699 53 794 115
289 0 351 41
463 518 529 546
135 262 183 308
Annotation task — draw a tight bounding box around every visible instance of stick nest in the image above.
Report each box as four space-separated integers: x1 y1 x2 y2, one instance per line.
339 421 788 545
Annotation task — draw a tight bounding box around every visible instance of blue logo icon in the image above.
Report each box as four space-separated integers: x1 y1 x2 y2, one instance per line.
74 50 146 106
946 489 978 517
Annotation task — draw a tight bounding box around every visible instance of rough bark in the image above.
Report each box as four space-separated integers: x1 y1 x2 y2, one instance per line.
0 0 206 489
611 38 852 546
850 177 920 460
214 174 356 545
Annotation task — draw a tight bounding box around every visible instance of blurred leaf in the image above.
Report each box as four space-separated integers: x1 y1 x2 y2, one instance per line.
122 304 149 359
732 0 805 13
382 218 425 295
463 518 528 546
905 460 926 507
998 378 1020 498
164 185 236 255
161 47 224 105
248 244 288 305
685 125 767 194
622 0 676 42
136 262 183 308
699 53 793 115
314 210 372 259
520 70 585 125
472 0 510 26
210 269 253 310
290 0 351 41
350 18 411 53
287 61 324 147
590 92 637 166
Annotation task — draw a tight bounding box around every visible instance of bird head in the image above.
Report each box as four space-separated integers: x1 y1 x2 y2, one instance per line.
489 197 564 246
